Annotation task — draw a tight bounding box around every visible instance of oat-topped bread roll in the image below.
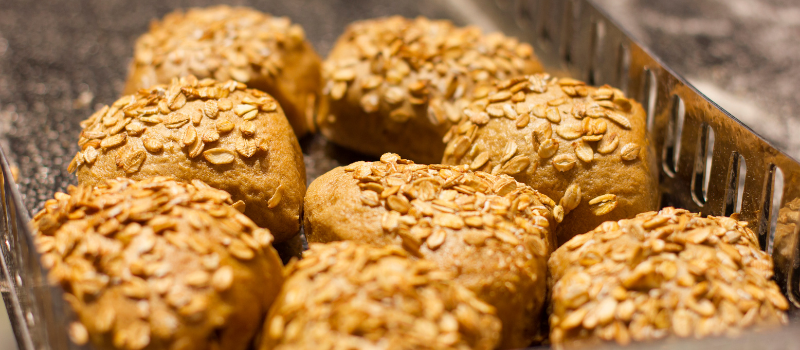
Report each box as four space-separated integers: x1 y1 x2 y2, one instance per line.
124 6 321 136
548 208 789 349
31 177 284 350
70 76 305 242
305 153 558 348
318 16 543 164
442 74 658 244
259 241 501 350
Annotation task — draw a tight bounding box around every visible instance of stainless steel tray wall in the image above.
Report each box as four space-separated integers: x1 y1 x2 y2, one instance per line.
1 0 799 349
1 147 75 350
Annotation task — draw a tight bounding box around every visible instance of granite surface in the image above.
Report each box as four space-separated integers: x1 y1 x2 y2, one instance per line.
1 0 799 349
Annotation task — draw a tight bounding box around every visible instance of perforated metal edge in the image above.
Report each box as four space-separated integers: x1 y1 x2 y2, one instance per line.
2 1 800 349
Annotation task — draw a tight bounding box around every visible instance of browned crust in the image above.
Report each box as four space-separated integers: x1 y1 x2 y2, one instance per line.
442 74 658 244
31 177 284 350
304 166 388 246
72 76 305 242
123 6 321 136
259 241 501 350
548 208 789 349
304 154 557 348
317 16 543 164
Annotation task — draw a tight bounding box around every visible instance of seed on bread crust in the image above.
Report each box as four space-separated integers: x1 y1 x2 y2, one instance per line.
31 177 284 350
442 74 657 245
548 208 789 348
124 6 321 136
305 154 557 348
259 241 501 350
74 76 306 241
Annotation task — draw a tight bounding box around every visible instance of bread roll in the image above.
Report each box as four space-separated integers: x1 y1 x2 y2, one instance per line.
548 208 789 348
124 6 321 136
318 16 543 164
71 76 305 242
31 177 284 350
442 74 658 244
259 241 501 350
304 153 557 348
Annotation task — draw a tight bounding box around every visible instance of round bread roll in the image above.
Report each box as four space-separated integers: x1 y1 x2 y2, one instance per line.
70 76 305 242
124 6 321 136
317 16 543 164
31 177 284 350
304 153 558 348
442 74 658 244
259 241 501 350
548 208 789 349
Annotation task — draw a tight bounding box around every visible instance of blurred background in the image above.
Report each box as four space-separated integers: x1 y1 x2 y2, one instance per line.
1 0 799 348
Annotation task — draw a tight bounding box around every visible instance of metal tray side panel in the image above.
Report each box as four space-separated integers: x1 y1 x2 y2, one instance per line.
0 145 76 350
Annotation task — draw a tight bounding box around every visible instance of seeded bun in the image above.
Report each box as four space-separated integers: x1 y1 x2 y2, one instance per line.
124 6 321 136
317 16 543 164
259 241 501 350
442 74 658 244
71 76 305 242
548 208 789 349
31 177 284 350
304 153 557 348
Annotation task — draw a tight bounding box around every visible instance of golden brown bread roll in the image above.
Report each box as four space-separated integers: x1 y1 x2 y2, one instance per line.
31 177 284 350
548 208 789 349
304 153 558 348
317 16 543 164
70 76 305 243
259 241 501 350
124 6 321 136
442 74 658 244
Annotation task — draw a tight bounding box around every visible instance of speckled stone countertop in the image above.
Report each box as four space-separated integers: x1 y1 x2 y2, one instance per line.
1 0 799 348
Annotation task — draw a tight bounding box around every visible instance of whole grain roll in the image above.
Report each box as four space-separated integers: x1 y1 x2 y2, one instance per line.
124 6 321 136
317 16 543 164
548 208 789 349
442 74 658 244
259 241 501 350
31 177 284 350
70 76 305 242
304 153 558 348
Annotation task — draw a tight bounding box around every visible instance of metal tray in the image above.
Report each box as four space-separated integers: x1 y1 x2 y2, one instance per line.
1 0 799 349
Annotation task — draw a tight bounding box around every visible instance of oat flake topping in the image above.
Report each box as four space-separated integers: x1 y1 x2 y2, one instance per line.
549 208 789 348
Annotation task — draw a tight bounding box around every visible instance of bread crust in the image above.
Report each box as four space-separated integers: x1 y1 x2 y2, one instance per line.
548 208 789 348
31 177 284 350
259 241 501 350
305 154 557 348
123 6 321 136
72 76 305 242
442 74 658 244
318 16 543 164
